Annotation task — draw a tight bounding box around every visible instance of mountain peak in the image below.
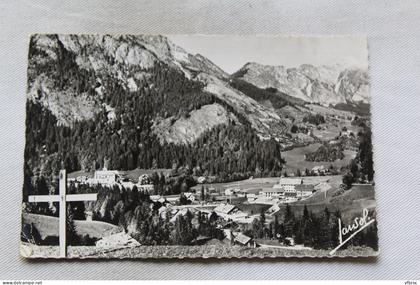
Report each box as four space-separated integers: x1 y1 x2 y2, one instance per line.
232 62 370 106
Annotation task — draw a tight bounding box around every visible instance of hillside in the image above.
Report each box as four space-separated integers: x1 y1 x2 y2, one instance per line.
22 213 119 241
28 34 286 136
24 34 289 185
232 62 370 107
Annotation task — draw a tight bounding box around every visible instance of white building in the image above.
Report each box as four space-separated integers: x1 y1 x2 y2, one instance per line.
136 184 154 192
278 177 303 193
93 170 119 185
260 187 284 198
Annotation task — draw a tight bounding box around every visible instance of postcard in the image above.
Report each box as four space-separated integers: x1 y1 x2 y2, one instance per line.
21 34 377 258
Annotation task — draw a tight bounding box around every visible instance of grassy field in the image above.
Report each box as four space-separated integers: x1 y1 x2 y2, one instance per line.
192 175 342 194
22 213 119 240
282 143 356 173
273 183 376 224
21 242 377 259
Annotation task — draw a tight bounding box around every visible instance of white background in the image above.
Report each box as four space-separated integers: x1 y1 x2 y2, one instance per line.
1 0 420 280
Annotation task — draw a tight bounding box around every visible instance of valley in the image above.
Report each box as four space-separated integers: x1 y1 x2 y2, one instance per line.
21 34 376 258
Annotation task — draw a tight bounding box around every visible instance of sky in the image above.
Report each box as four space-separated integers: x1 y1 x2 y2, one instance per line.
168 35 368 74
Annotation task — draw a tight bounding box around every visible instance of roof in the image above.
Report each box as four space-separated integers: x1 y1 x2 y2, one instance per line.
266 204 280 215
280 178 302 185
96 232 140 248
261 187 284 193
149 195 161 202
94 170 119 176
194 235 211 242
183 192 195 199
120 181 134 188
235 233 252 245
214 203 237 214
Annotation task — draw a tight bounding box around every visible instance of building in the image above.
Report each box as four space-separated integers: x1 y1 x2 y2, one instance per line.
96 232 140 249
295 184 315 198
266 204 281 216
137 184 154 192
278 177 303 192
169 208 198 223
232 232 257 247
183 192 195 202
135 174 155 192
260 187 284 198
214 203 248 221
214 203 238 216
93 170 119 185
311 165 325 175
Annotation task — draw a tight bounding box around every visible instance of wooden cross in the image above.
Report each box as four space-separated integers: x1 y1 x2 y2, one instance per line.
28 169 97 257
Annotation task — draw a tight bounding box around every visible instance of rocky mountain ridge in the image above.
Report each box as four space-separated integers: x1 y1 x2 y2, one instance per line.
28 34 287 143
232 62 370 107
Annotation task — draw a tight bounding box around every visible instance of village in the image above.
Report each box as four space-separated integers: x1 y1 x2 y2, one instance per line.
63 166 325 250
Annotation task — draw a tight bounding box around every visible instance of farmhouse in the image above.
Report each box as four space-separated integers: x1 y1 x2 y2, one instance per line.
170 208 198 223
235 233 255 247
223 229 256 247
214 203 248 221
311 165 325 175
234 232 257 247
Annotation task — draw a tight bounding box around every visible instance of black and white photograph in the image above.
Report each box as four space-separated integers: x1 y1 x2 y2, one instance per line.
20 34 377 259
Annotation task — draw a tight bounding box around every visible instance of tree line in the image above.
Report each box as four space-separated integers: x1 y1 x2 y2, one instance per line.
342 127 374 187
247 204 378 251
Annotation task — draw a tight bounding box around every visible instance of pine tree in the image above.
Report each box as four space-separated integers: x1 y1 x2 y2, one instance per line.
283 204 295 238
302 205 313 247
66 205 79 246
316 207 332 249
